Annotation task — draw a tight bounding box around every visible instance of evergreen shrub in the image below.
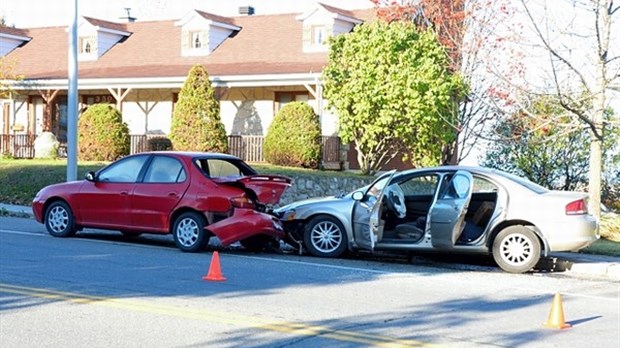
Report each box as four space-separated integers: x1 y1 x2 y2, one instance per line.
264 102 321 168
78 103 130 161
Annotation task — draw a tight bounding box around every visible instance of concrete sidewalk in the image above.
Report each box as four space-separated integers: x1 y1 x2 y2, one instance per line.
1 202 618 279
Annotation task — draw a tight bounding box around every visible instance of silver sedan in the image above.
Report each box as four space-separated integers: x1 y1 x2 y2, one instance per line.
276 166 599 273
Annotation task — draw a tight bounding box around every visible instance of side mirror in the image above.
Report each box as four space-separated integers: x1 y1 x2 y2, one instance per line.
85 171 97 182
352 191 364 201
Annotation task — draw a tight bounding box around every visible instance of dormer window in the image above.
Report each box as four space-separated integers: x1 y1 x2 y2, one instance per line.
297 4 362 53
175 10 240 57
79 36 96 55
312 26 325 45
76 17 131 61
191 31 202 49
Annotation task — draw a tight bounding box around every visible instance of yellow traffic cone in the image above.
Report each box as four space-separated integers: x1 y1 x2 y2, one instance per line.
544 293 571 329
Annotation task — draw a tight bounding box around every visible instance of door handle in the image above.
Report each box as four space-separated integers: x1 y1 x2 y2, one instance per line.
168 192 178 197
120 191 128 195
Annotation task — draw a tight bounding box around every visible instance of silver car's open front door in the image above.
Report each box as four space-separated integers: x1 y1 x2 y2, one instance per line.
429 170 473 249
352 170 396 250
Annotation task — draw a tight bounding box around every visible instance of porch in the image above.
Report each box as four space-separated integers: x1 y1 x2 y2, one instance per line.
0 134 345 169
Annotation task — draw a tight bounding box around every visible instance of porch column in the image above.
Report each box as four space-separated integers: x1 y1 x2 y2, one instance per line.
37 89 60 132
108 88 132 111
303 80 323 119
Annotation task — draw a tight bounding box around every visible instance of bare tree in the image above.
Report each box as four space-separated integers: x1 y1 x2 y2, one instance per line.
518 0 620 219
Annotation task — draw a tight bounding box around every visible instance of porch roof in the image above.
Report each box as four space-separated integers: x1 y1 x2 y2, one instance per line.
6 8 374 90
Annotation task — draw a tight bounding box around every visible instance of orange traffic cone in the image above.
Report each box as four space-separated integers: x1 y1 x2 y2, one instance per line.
203 251 226 282
544 293 571 329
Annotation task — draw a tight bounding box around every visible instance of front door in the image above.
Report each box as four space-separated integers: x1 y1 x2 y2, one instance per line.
131 155 189 231
78 155 149 228
429 170 474 249
352 170 396 250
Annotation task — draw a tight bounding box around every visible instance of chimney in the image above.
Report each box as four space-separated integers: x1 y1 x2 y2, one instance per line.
238 6 255 15
120 8 137 22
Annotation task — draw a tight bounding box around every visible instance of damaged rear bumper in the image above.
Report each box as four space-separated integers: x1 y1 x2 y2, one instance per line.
206 208 285 246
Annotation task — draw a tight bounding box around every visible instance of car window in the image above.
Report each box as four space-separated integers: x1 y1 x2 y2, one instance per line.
194 158 256 178
473 176 498 193
98 155 148 183
365 176 390 203
143 156 186 183
399 175 439 196
441 173 471 199
492 170 549 193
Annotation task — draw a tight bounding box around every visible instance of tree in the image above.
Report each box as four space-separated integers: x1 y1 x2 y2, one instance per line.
322 21 465 175
170 64 228 153
264 102 321 168
0 58 22 99
516 0 620 219
482 95 619 191
78 103 130 161
371 0 525 164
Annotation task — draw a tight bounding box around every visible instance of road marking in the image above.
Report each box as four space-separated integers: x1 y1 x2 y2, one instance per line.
0 229 44 236
0 283 433 348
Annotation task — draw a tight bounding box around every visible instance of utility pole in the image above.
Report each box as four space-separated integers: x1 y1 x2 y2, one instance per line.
67 0 78 181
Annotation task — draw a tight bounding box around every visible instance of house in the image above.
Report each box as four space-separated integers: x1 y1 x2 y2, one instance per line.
0 3 410 169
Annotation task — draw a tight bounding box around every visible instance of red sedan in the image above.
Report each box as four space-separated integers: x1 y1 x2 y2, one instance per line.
32 152 291 252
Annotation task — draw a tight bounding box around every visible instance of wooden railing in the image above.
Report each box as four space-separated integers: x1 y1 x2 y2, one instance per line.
1 134 343 169
0 134 37 158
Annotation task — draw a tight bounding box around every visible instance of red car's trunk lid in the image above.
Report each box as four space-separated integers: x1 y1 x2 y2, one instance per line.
214 175 292 205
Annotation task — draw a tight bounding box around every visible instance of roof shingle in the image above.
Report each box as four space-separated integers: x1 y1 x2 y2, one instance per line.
6 8 374 80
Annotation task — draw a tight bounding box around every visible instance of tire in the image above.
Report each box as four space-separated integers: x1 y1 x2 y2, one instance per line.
492 225 541 273
304 215 347 258
44 201 76 237
172 212 208 252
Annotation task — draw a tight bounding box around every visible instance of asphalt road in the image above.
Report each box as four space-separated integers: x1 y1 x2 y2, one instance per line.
1 216 619 347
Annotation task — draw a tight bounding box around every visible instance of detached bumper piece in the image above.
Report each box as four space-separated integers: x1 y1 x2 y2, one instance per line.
207 208 285 246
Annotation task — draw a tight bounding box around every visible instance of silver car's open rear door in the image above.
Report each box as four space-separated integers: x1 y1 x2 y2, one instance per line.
429 170 473 249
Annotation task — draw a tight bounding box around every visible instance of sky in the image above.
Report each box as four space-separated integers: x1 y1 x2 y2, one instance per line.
2 0 374 28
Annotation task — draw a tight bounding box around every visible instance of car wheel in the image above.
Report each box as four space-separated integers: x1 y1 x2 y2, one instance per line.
492 225 541 273
172 212 208 252
45 201 76 237
304 215 347 258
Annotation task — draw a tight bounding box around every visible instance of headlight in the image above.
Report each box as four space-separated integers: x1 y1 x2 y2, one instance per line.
281 209 296 221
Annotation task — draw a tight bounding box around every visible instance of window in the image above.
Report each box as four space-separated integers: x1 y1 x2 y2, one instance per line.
441 174 471 199
311 25 325 45
400 175 439 196
194 158 257 178
79 37 95 54
144 156 186 183
275 92 309 112
98 155 149 183
190 31 202 49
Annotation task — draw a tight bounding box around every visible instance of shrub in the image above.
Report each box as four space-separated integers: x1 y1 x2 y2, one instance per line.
147 137 173 151
264 102 321 168
78 103 130 161
600 212 620 242
170 64 228 153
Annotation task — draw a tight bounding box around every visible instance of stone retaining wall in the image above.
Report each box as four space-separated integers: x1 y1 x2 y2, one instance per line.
277 174 375 206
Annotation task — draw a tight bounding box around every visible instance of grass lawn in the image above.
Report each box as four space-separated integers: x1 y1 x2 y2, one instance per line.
581 239 620 257
0 158 370 206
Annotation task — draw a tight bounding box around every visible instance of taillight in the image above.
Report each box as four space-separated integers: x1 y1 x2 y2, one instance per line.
230 196 255 209
565 199 587 215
